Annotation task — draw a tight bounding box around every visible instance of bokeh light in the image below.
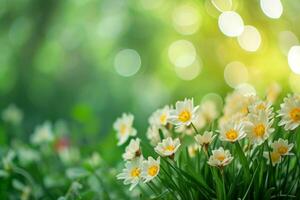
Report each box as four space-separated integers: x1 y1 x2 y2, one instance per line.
201 93 223 111
172 4 201 35
260 0 283 19
175 59 202 80
288 45 300 74
218 11 244 37
224 61 248 88
278 31 299 55
235 83 256 96
114 49 141 77
168 40 197 68
211 0 232 12
237 25 261 52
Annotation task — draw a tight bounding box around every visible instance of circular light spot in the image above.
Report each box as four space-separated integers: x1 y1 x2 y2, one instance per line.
218 11 244 37
172 4 201 35
288 46 300 75
224 61 248 88
278 31 299 55
114 49 141 77
237 25 261 52
175 59 201 80
235 83 256 96
211 0 232 12
260 0 283 19
289 73 300 93
168 40 196 68
201 93 223 111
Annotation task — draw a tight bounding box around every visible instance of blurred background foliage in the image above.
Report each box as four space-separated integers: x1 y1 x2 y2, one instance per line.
1 0 300 164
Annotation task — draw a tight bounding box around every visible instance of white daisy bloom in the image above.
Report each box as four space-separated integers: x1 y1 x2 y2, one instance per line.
244 112 274 145
188 144 199 158
270 138 294 156
219 120 247 142
122 138 141 161
207 147 233 168
117 157 143 191
30 122 54 145
223 91 253 118
154 137 181 157
278 94 300 131
113 113 137 146
263 151 281 166
266 82 281 104
194 131 216 147
248 98 274 119
168 98 199 127
199 100 219 123
149 106 170 127
141 156 160 183
175 111 206 135
146 126 161 146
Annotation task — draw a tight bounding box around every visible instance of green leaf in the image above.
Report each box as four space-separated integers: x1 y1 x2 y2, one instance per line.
235 142 251 183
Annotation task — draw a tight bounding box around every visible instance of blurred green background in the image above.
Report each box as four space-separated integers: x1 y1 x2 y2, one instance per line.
1 0 300 162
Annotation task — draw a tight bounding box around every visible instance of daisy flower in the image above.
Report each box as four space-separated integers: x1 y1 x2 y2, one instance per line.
194 131 216 149
168 98 199 127
219 120 246 142
141 157 160 183
248 97 274 119
263 151 281 166
175 111 206 135
270 138 294 156
30 122 54 145
207 147 233 168
244 112 274 145
188 144 199 158
122 138 141 161
149 106 170 127
278 94 300 131
113 113 137 146
154 137 181 157
266 82 281 104
199 100 219 123
146 126 161 146
117 157 143 191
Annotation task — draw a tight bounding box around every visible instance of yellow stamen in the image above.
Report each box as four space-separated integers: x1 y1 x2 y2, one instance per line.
257 103 266 110
270 152 281 164
225 129 238 141
217 155 225 161
178 110 191 122
160 114 167 124
164 145 175 152
277 146 288 155
290 108 300 122
130 167 141 177
120 124 127 135
148 165 159 177
253 124 265 137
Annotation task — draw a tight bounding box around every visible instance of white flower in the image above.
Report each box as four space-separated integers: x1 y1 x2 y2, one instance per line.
248 97 274 119
113 113 137 146
266 82 281 104
175 111 206 135
223 91 253 118
146 126 161 146
154 137 181 157
168 98 199 127
141 157 160 183
244 112 274 145
270 138 293 156
199 100 219 123
122 138 141 161
207 147 233 168
278 94 300 131
1 104 23 125
194 131 216 147
117 157 143 191
263 151 281 166
188 144 199 158
30 122 54 145
149 106 170 127
219 120 246 142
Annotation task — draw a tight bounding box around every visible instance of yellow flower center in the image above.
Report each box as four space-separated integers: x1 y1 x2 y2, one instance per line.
253 124 265 137
241 107 249 115
277 146 288 155
130 167 141 178
225 129 238 141
290 108 300 122
160 114 167 124
178 110 191 122
270 152 281 163
120 124 127 135
164 145 175 152
148 165 159 177
256 103 266 110
216 155 225 161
